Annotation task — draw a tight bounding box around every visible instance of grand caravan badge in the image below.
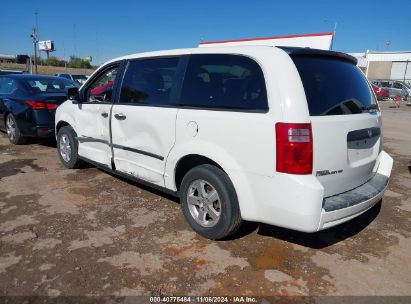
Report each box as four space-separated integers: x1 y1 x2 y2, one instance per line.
316 169 343 177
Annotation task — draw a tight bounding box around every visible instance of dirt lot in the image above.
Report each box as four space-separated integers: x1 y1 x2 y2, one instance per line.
0 102 410 299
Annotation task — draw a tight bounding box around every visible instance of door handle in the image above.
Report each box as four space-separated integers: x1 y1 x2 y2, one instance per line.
114 113 126 120
101 112 108 118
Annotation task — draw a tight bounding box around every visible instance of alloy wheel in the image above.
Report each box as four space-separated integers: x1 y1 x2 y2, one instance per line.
59 134 72 162
6 115 16 142
186 179 221 227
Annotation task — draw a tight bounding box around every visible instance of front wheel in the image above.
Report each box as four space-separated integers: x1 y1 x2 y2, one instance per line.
6 114 27 145
57 126 84 169
180 164 242 240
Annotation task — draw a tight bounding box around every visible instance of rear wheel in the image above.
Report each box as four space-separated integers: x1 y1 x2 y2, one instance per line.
57 126 84 169
6 114 27 145
180 164 242 240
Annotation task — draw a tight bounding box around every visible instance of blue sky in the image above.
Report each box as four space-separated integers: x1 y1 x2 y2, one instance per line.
1 0 410 64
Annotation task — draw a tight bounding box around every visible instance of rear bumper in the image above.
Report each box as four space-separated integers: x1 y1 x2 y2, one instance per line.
17 109 55 138
20 123 55 138
36 126 55 138
318 150 393 230
319 173 388 230
234 150 393 233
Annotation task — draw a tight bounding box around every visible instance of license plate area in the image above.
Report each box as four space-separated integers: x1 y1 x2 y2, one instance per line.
347 127 380 164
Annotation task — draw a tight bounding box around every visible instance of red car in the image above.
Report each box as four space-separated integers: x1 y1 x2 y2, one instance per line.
372 83 389 100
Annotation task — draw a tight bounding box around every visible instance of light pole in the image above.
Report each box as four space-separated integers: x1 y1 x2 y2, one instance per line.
385 40 391 50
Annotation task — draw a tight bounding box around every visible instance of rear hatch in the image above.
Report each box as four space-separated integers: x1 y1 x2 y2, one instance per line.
290 51 382 197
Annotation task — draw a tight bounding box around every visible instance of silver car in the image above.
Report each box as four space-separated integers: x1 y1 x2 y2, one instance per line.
372 80 410 100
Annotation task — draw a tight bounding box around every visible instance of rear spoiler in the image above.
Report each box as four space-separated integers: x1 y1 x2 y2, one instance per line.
278 47 358 65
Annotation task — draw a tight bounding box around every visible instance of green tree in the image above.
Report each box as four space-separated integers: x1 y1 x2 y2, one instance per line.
46 56 66 67
67 56 91 69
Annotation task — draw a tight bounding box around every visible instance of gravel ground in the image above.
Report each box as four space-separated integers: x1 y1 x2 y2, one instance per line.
0 102 410 299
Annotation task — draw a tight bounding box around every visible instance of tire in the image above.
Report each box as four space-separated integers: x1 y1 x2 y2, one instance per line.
57 126 84 169
180 164 242 240
5 114 27 145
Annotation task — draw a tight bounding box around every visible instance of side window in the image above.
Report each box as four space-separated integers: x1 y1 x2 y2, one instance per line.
119 57 179 105
394 82 403 89
86 65 119 103
180 54 268 110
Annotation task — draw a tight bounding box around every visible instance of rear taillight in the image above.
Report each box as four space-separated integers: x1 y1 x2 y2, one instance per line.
26 101 57 110
275 122 313 174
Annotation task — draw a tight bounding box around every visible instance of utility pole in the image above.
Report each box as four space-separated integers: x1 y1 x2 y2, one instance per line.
29 12 39 74
30 27 38 74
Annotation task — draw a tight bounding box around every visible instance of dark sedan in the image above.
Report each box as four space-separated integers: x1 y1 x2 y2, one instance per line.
0 74 79 144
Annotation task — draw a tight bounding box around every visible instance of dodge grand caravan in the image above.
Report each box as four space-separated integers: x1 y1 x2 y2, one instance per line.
55 46 393 240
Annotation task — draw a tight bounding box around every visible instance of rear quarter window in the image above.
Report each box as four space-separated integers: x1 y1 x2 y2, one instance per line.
291 56 376 116
180 54 268 111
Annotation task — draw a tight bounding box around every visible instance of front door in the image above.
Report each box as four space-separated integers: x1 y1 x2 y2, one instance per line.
75 64 120 168
111 57 181 186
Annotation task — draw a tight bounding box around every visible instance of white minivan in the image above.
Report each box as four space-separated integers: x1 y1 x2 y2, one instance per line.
55 46 393 240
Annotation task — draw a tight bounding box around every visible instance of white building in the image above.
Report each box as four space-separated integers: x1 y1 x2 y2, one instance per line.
0 54 16 63
350 51 411 81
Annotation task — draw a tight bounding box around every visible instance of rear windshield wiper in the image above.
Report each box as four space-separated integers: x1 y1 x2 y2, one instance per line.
362 104 379 112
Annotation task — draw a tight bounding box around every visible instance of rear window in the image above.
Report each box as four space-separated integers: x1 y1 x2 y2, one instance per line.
23 78 77 93
292 56 376 116
180 54 268 111
72 75 88 83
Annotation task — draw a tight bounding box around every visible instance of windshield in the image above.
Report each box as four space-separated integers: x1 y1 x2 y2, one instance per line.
73 75 87 81
291 55 376 116
23 78 78 93
72 75 87 84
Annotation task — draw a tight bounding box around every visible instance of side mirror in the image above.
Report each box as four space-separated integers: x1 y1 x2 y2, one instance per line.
68 87 80 103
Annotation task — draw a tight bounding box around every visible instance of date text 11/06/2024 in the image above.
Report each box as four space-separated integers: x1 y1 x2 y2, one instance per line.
149 296 258 303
